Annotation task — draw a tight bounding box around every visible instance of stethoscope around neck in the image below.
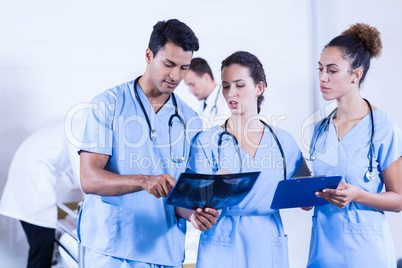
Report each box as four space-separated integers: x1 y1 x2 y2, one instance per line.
209 85 221 116
133 76 186 163
308 98 375 180
218 118 287 180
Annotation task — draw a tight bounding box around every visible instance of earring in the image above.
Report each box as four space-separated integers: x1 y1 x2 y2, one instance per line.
351 81 355 84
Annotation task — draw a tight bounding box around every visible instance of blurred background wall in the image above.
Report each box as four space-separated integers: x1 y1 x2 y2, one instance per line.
0 0 401 267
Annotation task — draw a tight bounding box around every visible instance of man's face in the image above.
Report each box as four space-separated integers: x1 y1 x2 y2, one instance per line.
184 70 209 100
147 42 193 95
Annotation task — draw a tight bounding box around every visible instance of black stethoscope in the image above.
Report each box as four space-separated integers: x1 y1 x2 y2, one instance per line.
218 119 287 180
133 76 187 163
308 98 375 180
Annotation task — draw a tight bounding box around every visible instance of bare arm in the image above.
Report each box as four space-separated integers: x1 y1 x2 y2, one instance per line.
316 157 402 212
80 151 176 197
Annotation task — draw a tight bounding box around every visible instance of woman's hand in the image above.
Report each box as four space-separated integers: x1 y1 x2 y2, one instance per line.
190 207 220 231
315 182 361 208
301 206 314 211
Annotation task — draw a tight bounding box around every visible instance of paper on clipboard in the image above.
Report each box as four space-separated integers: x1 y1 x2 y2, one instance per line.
270 175 342 209
164 172 260 210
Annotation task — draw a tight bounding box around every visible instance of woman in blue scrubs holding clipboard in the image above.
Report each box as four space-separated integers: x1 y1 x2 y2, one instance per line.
305 23 402 268
187 51 310 268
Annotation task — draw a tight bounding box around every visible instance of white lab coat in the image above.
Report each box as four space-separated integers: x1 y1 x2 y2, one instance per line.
0 119 81 229
198 85 231 129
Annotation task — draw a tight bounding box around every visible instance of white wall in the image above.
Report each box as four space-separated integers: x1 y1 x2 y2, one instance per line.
0 1 401 267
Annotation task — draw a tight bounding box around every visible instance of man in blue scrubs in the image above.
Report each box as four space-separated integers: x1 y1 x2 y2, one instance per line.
78 19 219 267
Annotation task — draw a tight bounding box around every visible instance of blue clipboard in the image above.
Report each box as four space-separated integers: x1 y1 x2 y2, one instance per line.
165 171 260 210
270 175 342 209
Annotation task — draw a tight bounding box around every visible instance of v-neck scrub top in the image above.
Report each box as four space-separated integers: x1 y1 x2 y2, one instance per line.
307 109 402 268
187 125 303 268
78 80 202 266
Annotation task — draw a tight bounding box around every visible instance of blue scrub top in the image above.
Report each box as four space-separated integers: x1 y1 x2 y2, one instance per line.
187 125 303 268
307 109 402 268
77 80 202 265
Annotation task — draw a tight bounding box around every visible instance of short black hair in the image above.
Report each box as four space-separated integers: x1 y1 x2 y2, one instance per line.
221 51 267 113
148 19 199 57
189 58 214 81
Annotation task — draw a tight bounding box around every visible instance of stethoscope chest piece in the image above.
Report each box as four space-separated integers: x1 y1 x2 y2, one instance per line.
150 130 157 142
365 170 375 181
308 155 316 161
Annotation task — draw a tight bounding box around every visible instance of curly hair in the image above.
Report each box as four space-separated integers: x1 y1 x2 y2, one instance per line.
325 23 382 86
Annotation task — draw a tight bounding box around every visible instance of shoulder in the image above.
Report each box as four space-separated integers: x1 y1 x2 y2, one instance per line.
373 109 399 129
272 127 297 144
373 109 402 140
90 80 132 105
193 125 222 144
87 81 135 119
269 126 301 155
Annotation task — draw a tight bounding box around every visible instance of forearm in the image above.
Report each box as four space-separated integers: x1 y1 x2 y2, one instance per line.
354 189 402 212
80 166 146 196
356 158 402 212
175 207 192 221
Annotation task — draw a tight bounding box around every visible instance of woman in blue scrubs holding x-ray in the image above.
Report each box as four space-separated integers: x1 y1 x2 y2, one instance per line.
306 23 402 268
187 51 310 267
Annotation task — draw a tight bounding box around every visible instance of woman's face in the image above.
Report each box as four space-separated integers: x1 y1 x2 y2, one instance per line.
318 46 357 101
221 64 262 116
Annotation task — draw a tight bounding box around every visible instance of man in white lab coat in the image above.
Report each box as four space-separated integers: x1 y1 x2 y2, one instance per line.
0 118 81 268
184 57 230 129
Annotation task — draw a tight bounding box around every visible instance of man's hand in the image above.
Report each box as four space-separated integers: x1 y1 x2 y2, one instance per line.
142 174 176 198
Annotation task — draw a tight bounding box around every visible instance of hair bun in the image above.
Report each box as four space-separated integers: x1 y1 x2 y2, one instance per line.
341 23 382 59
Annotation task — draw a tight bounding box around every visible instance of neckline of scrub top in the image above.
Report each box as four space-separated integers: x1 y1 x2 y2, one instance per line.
215 125 271 161
330 109 379 143
131 80 175 131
